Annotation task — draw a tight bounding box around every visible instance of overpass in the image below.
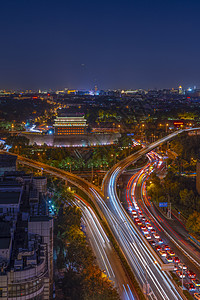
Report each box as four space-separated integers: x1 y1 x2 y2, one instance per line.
0 151 137 300
2 127 200 299
101 128 200 299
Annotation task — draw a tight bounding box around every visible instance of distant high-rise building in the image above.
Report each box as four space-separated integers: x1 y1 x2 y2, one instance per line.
179 85 183 94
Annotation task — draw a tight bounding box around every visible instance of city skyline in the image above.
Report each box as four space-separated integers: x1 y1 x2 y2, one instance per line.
0 85 198 93
1 1 200 298
1 0 200 90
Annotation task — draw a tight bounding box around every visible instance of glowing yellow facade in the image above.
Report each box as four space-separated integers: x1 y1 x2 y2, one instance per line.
53 116 87 135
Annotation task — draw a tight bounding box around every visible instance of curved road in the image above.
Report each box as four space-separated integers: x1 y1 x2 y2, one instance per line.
74 194 136 299
2 128 200 299
124 152 200 296
0 151 137 300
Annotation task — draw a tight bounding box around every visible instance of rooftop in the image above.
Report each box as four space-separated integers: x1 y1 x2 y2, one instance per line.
0 192 21 205
0 222 11 237
33 176 46 180
0 154 17 162
29 216 52 222
0 237 11 249
0 180 21 187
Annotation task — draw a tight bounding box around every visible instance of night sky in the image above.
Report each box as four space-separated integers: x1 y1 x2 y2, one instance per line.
1 0 200 90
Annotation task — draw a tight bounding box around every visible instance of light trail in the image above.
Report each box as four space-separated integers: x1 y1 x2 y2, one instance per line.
5 128 200 299
73 195 135 300
129 155 200 269
106 169 183 300
91 171 183 299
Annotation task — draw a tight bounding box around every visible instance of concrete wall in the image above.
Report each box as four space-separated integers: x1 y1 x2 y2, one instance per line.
21 132 121 147
21 133 54 146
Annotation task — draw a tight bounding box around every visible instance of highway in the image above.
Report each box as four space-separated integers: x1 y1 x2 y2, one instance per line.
2 128 200 299
102 130 198 299
102 129 187 194
0 151 137 300
138 155 200 267
73 194 136 300
103 168 184 299
124 151 200 296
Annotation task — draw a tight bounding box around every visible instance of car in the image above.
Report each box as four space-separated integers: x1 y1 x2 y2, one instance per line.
194 293 200 300
133 214 138 218
135 218 140 222
140 225 146 229
145 234 151 240
174 265 178 271
176 271 185 278
173 257 180 263
146 224 153 230
153 233 160 239
163 245 170 251
141 217 146 221
140 225 146 230
167 250 175 256
158 238 163 244
150 228 156 234
137 220 143 225
142 229 149 235
178 263 187 270
132 210 137 215
149 240 156 246
192 279 200 287
184 282 196 292
145 219 150 224
166 256 173 263
159 250 167 257
156 245 162 251
186 270 196 279
128 206 134 211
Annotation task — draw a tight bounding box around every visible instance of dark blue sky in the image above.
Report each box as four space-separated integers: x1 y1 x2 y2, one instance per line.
1 0 200 90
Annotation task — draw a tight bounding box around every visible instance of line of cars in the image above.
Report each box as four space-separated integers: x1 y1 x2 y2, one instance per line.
130 207 200 298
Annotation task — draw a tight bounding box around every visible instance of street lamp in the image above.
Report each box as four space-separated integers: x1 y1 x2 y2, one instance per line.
166 123 169 133
91 163 94 182
67 162 71 173
181 264 184 290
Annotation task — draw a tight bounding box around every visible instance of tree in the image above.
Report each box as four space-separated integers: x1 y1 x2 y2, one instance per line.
7 135 29 147
57 251 65 270
83 265 119 300
53 190 120 300
186 212 200 235
118 134 133 148
147 173 164 203
179 189 195 208
62 269 84 299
